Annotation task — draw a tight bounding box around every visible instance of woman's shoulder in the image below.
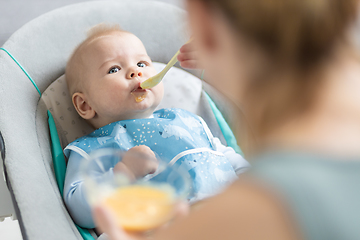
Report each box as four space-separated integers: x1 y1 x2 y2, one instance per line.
155 175 301 240
247 150 360 207
248 150 360 183
244 150 360 240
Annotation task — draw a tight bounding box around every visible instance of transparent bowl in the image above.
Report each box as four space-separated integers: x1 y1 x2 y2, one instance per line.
81 148 192 232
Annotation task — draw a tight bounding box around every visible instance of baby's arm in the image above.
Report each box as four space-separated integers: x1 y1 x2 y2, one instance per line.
63 151 99 229
63 146 159 229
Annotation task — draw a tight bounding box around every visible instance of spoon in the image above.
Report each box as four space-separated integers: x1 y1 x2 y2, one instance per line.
141 39 191 89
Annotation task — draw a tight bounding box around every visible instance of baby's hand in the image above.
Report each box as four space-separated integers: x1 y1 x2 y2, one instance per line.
177 41 200 69
113 145 158 180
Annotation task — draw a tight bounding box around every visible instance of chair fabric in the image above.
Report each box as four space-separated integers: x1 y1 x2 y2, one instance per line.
0 1 235 239
0 1 189 239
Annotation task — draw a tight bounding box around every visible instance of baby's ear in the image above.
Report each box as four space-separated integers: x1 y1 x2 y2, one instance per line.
72 92 95 120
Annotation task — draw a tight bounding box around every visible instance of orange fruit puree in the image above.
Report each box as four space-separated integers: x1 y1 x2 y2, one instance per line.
103 185 175 232
131 92 148 103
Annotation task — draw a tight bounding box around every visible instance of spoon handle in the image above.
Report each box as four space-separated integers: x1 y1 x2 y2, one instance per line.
141 38 192 89
140 50 180 89
158 50 180 78
163 37 193 74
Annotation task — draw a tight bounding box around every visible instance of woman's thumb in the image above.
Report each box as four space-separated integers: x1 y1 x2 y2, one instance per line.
93 204 128 240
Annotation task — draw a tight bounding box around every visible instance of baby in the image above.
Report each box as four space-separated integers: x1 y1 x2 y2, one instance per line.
63 24 250 229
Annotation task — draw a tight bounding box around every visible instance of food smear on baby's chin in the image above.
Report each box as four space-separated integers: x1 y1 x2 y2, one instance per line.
131 91 148 103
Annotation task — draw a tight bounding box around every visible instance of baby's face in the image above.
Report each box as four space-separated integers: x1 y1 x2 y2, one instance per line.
80 32 163 127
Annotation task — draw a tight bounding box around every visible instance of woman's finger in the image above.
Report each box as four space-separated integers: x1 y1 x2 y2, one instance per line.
151 200 190 232
173 200 190 219
179 41 195 53
179 60 199 69
177 51 198 62
93 205 133 240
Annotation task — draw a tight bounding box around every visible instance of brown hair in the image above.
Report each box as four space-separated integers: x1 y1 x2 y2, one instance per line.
65 23 126 96
203 0 359 152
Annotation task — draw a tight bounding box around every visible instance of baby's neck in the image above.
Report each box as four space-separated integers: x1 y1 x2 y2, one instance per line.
90 111 155 129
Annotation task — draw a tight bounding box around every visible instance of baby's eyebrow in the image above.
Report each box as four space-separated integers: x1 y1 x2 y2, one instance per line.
136 53 151 59
99 57 117 70
98 53 151 70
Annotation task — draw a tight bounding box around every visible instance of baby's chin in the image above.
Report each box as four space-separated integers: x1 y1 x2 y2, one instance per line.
126 98 159 117
133 100 160 115
133 89 163 108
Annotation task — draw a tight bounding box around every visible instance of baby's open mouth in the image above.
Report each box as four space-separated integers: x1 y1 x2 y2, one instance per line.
131 85 148 103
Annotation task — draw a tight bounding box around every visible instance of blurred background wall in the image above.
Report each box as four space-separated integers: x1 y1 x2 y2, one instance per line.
0 0 184 46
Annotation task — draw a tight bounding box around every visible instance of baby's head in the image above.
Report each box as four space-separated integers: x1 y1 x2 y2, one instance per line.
66 24 163 129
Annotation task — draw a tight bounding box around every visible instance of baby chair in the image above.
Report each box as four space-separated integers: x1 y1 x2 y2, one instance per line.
0 1 241 239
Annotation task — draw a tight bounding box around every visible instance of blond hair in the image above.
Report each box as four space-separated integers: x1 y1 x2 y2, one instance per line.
203 0 359 152
65 23 127 96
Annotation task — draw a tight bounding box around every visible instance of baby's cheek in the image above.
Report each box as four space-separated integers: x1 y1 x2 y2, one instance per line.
104 90 126 109
154 82 165 101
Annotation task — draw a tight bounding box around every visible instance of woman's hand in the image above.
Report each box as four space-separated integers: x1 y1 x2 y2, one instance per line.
177 41 200 69
113 145 158 180
93 205 140 240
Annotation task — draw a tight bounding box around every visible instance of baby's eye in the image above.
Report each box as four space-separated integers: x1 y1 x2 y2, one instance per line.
137 62 146 68
108 66 120 74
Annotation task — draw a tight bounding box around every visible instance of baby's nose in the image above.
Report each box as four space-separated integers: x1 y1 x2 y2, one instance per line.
127 68 143 79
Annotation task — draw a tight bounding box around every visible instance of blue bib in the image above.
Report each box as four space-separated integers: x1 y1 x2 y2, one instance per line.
65 108 237 200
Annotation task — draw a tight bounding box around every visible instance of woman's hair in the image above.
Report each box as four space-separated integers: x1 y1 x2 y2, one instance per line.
203 0 359 150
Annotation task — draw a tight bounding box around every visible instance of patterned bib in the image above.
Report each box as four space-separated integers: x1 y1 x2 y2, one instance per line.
64 108 237 200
